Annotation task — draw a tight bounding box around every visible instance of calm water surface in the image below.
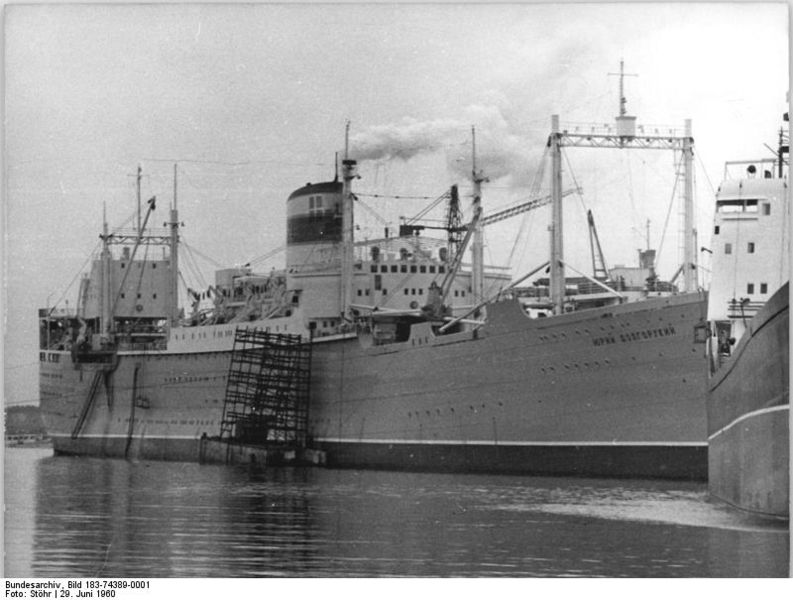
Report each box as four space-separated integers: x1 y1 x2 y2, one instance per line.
4 446 789 577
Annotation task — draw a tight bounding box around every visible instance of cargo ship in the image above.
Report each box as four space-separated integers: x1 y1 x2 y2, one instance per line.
40 94 710 478
705 110 790 518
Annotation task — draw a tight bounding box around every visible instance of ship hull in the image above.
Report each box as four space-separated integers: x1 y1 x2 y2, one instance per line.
41 292 709 479
707 283 790 518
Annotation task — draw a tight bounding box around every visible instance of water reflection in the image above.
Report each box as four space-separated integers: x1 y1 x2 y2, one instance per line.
4 448 789 577
28 454 316 577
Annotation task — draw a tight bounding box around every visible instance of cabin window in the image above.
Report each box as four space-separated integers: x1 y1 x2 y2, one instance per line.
365 289 370 296
760 283 768 294
747 242 755 253
382 289 388 295
717 200 742 213
747 283 755 294
380 265 388 273
763 203 771 215
429 265 436 273
357 289 362 296
411 288 416 295
410 265 417 273
418 289 423 295
400 265 407 273
420 265 427 273
725 243 732 254
404 288 409 295
454 290 459 297
121 263 126 269
374 275 382 291
370 265 377 273
391 265 398 273
439 266 446 274
714 225 720 235
152 264 156 269
716 199 759 213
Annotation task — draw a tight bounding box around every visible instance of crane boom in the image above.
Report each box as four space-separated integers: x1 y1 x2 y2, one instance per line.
480 188 579 227
587 209 609 280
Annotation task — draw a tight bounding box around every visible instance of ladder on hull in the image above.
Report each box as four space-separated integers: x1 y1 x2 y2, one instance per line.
71 370 104 439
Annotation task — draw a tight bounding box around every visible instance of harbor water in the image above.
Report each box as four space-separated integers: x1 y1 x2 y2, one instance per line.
3 446 789 577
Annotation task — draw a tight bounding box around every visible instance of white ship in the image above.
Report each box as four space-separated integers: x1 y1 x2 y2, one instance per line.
705 109 789 518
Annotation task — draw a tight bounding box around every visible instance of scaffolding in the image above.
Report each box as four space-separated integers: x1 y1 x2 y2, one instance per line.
219 328 312 449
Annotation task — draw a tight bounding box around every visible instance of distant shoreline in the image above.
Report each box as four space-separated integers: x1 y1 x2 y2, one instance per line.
5 436 52 449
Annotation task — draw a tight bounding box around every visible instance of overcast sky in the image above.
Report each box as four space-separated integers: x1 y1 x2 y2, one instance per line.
3 2 788 405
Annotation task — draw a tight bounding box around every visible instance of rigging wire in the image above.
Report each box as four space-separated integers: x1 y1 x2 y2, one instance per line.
178 271 194 307
562 147 588 214
507 146 549 269
182 242 208 290
655 155 683 267
45 238 102 313
404 190 453 224
355 197 391 227
356 192 444 201
181 237 226 269
142 157 334 168
246 245 286 268
623 150 642 244
694 150 717 198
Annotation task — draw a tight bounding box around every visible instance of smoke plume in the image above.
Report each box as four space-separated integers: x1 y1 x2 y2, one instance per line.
349 103 547 188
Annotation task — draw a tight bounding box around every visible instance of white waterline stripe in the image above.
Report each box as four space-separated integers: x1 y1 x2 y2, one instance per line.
314 438 706 447
708 403 789 441
51 434 707 447
51 434 202 440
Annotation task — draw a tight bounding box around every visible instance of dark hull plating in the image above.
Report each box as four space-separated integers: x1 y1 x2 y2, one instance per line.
707 283 790 518
316 441 706 479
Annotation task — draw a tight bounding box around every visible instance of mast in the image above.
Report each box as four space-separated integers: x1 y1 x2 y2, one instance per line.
609 58 638 118
550 62 695 296
101 203 112 339
471 126 486 312
682 119 696 292
340 121 357 322
136 164 142 238
169 163 180 326
549 114 565 313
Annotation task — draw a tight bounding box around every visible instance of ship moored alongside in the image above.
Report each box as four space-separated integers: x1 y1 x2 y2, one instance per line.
705 109 790 518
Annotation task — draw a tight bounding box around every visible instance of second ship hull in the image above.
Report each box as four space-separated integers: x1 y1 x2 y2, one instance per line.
41 292 709 479
707 283 790 518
